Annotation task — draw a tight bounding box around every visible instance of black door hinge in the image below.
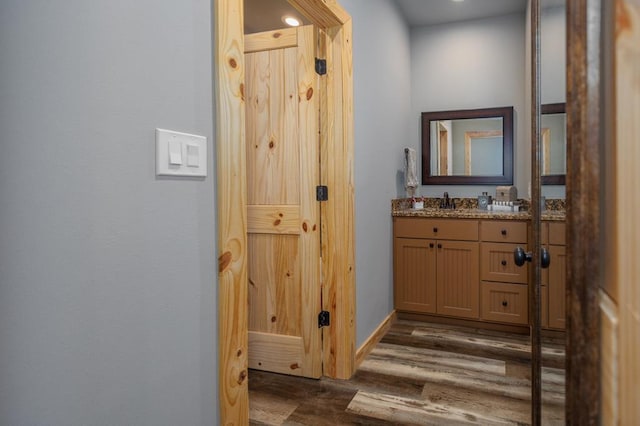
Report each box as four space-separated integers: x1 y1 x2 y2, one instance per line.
318 310 330 328
316 185 328 201
315 58 327 75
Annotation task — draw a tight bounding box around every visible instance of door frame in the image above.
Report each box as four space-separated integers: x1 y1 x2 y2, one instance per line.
213 0 355 423
565 0 604 423
213 0 608 423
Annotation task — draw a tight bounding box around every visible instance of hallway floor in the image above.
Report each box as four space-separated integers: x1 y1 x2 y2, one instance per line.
248 319 565 425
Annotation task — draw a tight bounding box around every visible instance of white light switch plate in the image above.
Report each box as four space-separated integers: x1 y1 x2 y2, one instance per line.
156 128 207 177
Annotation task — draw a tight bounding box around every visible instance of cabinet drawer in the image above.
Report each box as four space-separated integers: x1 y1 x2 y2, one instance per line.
480 242 528 284
481 282 528 325
394 217 478 241
548 222 566 246
480 220 528 243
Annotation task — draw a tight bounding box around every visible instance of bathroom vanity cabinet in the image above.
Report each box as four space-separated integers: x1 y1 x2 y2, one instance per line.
393 218 479 319
393 214 566 330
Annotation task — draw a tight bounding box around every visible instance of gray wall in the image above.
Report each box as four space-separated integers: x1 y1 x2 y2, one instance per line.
0 1 217 425
340 0 412 345
409 13 527 199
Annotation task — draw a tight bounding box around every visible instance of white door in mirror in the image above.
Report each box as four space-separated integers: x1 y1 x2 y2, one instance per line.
156 128 207 177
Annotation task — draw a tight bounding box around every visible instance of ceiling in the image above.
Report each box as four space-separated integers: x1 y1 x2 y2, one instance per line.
395 0 527 27
395 0 566 27
244 0 566 34
244 0 310 34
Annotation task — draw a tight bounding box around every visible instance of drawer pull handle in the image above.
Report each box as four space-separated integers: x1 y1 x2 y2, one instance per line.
501 229 507 236
501 260 507 266
433 227 438 233
429 243 434 248
502 300 508 307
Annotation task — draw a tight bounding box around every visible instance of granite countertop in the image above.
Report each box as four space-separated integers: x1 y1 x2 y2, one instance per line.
393 208 565 221
391 198 566 222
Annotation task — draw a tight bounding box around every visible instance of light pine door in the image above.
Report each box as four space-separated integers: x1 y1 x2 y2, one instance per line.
244 26 322 378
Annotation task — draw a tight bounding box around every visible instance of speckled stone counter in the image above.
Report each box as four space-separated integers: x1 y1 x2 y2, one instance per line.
392 198 566 222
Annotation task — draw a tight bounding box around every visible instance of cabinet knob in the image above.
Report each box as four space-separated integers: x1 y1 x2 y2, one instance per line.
501 229 507 236
437 243 442 249
433 227 438 233
429 243 434 248
502 300 508 307
501 259 507 266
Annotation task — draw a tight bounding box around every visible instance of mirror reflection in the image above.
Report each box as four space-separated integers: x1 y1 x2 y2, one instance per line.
541 103 566 184
430 117 504 176
541 0 567 186
422 106 514 185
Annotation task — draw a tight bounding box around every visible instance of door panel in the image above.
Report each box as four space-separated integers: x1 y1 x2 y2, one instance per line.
393 238 437 313
548 245 566 329
436 241 480 319
245 25 322 378
481 242 529 284
480 281 528 325
248 234 301 335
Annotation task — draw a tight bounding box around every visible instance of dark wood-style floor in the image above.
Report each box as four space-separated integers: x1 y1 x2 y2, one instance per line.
248 320 565 425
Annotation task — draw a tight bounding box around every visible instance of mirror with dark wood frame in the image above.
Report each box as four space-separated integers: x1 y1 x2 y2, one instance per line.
421 106 514 185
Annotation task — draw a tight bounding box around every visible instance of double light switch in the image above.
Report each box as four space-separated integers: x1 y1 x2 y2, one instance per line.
156 128 207 177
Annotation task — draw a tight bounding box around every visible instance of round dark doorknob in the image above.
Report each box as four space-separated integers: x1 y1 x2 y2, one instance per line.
502 300 508 307
501 229 507 236
429 243 434 248
514 246 532 266
501 259 507 266
541 247 551 269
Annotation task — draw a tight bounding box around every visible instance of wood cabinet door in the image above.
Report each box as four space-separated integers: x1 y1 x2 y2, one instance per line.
245 26 322 378
541 286 549 329
436 241 480 319
548 245 566 330
393 238 437 313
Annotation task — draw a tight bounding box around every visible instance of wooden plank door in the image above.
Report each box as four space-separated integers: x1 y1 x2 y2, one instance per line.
600 2 640 423
244 26 322 378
